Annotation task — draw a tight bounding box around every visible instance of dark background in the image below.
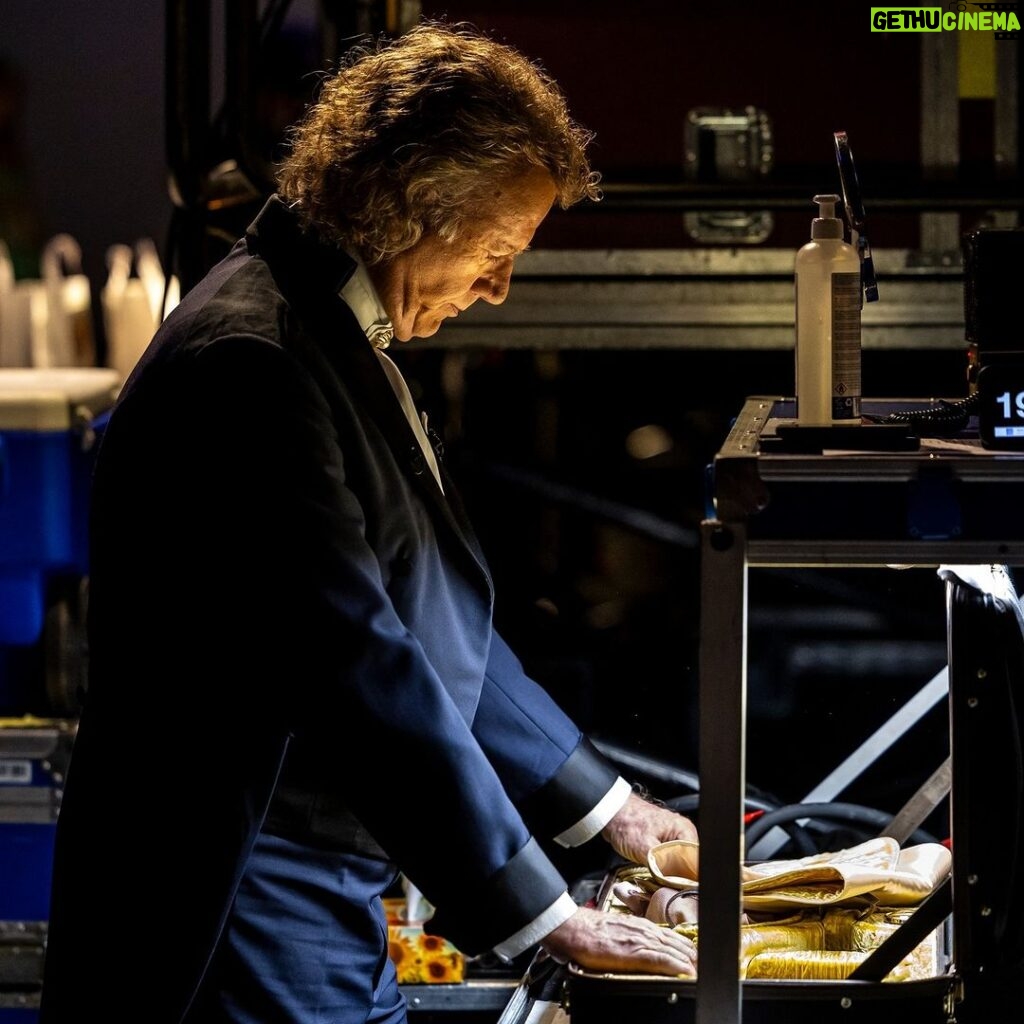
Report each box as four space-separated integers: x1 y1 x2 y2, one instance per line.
2 0 1008 854
0 1 979 277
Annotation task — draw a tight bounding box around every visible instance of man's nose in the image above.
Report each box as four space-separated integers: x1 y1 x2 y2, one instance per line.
473 259 514 305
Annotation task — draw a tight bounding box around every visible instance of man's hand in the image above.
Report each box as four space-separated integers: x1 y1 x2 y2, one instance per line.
600 791 698 866
542 905 697 978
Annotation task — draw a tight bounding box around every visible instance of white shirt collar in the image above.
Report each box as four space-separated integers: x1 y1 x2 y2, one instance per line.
338 252 393 350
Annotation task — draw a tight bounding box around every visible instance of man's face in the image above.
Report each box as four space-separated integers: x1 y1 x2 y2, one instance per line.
369 168 557 341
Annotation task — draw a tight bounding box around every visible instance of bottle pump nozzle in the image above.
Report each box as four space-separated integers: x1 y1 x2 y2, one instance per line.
810 194 843 239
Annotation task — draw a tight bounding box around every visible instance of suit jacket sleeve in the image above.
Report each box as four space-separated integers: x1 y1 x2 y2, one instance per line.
471 628 625 840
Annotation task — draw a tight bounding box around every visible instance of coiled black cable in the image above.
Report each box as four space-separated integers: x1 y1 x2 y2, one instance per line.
664 794 820 858
869 391 980 437
743 801 942 860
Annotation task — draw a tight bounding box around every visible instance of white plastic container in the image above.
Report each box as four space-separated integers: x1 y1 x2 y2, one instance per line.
0 241 46 369
101 238 180 383
794 194 862 425
41 235 95 369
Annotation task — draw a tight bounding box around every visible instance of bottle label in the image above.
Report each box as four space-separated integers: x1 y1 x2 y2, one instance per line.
831 272 862 419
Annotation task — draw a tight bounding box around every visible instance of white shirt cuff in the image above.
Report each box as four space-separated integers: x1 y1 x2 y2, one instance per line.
492 891 579 963
553 775 632 849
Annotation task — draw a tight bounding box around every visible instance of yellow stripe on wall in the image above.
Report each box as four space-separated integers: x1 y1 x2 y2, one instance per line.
958 28 996 99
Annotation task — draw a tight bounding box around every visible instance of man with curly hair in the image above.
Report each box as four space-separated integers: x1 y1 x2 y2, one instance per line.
41 21 698 1024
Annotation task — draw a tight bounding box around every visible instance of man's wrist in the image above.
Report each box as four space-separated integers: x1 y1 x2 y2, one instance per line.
554 776 632 848
492 891 578 963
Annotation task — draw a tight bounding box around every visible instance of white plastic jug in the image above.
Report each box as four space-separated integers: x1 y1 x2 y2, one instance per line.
40 234 95 368
0 239 47 368
101 238 179 382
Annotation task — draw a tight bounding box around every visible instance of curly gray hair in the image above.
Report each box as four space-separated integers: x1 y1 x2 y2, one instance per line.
275 21 601 263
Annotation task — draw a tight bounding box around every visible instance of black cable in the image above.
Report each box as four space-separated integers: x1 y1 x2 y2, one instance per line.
743 800 942 859
868 392 980 437
594 744 943 862
663 792 777 817
664 795 820 858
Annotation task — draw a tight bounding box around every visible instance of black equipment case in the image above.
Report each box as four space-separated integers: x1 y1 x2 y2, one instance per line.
501 563 1024 1023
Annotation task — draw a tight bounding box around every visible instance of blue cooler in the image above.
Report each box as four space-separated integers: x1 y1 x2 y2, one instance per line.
0 369 120 712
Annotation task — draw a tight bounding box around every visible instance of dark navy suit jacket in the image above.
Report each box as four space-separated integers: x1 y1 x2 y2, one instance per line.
39 198 621 1023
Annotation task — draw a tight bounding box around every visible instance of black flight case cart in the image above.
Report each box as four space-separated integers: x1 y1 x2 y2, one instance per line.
506 396 1024 1024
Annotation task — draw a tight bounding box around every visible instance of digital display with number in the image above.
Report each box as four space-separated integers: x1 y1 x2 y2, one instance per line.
977 363 1024 449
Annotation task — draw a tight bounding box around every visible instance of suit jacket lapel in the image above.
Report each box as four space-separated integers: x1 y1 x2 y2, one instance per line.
246 197 493 598
322 321 494 591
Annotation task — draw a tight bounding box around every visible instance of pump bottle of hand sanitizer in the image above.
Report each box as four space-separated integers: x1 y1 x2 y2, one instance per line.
795 194 862 425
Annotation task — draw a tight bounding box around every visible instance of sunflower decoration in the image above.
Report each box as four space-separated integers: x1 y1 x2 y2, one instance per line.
388 932 421 984
416 933 465 984
387 927 465 983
